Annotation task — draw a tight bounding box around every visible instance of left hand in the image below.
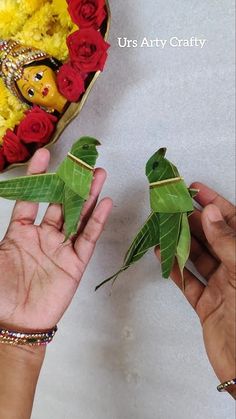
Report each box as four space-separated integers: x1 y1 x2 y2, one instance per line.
0 148 112 332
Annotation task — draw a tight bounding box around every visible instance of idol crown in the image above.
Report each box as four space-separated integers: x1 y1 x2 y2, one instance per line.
0 39 50 99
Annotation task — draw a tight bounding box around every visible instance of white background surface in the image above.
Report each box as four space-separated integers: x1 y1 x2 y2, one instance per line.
0 1 235 418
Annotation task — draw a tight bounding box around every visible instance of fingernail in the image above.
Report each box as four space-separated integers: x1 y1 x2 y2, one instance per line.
206 205 223 222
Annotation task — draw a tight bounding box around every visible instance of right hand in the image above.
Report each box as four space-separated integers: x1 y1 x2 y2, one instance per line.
156 183 236 397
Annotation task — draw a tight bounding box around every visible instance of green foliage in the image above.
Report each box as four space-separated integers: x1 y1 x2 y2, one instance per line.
0 174 64 203
159 212 182 278
95 212 160 290
176 213 191 287
96 148 195 290
0 137 100 239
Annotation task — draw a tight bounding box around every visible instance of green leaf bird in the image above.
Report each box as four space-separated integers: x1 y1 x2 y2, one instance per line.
0 137 100 240
96 148 198 291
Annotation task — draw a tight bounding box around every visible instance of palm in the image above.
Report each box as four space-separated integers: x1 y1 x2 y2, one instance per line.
0 222 81 330
164 182 236 383
0 149 112 332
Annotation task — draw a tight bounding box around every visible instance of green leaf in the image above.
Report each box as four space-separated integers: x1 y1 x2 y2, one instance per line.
57 157 93 200
146 149 194 213
95 212 160 291
70 137 100 167
150 180 194 213
97 147 194 290
0 173 64 203
0 137 100 240
159 212 182 278
125 212 160 265
176 213 191 287
146 148 179 183
63 188 85 240
56 137 99 200
189 188 199 198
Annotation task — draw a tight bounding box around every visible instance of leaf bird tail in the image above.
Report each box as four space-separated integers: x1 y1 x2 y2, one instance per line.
63 188 85 241
159 212 182 278
176 212 191 290
96 212 160 290
95 267 128 291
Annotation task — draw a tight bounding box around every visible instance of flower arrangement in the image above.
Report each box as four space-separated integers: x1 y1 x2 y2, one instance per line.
0 0 110 172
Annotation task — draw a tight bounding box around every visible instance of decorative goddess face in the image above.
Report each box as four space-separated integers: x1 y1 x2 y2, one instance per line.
16 65 67 113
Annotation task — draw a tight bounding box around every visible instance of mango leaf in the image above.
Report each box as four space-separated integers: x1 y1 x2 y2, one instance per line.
189 188 199 198
125 212 160 265
0 137 99 239
97 148 195 290
95 212 160 291
57 157 93 200
176 213 191 288
70 137 100 167
150 180 194 213
56 137 99 200
145 147 178 183
0 173 64 203
63 188 85 240
159 212 182 278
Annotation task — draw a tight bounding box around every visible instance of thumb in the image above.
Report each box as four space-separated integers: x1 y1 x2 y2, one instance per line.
202 204 236 274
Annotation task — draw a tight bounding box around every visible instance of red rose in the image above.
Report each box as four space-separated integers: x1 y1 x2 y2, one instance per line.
67 29 110 73
2 130 30 164
68 0 106 29
57 63 85 102
17 107 57 145
0 147 6 171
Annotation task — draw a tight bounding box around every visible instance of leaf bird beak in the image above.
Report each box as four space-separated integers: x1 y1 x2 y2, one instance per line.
93 139 101 146
157 147 167 157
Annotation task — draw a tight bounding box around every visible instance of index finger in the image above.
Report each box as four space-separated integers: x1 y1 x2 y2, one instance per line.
191 182 236 230
10 148 50 225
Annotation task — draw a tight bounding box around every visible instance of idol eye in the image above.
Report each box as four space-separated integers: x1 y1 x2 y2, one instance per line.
152 161 159 170
28 88 35 98
34 72 43 81
82 144 89 150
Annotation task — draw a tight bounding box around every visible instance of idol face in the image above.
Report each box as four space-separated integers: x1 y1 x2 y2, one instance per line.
16 65 67 113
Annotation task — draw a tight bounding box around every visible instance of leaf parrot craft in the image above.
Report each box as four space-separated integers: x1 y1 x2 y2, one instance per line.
96 148 198 291
0 137 100 240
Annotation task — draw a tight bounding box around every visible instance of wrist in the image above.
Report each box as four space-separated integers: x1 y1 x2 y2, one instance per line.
217 370 236 400
0 344 46 419
0 342 46 368
0 323 58 347
226 385 236 400
218 375 236 400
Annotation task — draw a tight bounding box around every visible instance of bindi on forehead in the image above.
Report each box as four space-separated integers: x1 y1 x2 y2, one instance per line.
21 75 30 83
21 68 33 82
27 67 36 77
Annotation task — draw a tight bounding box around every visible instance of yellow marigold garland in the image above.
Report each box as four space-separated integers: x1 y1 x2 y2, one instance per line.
15 2 74 62
0 2 27 38
20 0 48 15
0 0 74 145
0 79 27 145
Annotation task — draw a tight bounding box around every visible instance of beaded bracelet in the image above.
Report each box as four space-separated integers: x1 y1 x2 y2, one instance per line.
0 326 58 346
217 378 236 392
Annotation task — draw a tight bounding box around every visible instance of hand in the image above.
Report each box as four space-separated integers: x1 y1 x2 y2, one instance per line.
156 182 236 396
0 148 113 332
